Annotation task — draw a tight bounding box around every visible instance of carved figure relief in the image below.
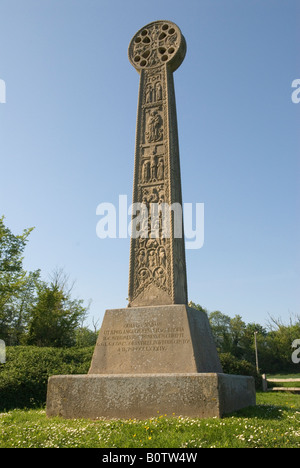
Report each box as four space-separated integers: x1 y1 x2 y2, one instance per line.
138 267 150 287
158 246 166 267
146 110 163 143
143 185 164 205
141 150 164 185
148 250 156 268
150 152 157 180
144 82 163 104
134 237 168 296
155 82 162 101
142 160 150 183
153 267 166 287
137 248 146 267
157 158 164 180
146 85 152 104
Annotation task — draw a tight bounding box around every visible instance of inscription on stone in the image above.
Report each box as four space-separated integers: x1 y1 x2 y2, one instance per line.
98 320 191 353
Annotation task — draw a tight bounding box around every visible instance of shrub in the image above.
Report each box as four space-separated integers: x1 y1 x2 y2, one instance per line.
0 346 94 410
219 352 261 388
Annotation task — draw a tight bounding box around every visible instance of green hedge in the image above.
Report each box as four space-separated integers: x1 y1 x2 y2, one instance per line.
220 352 261 388
0 346 94 410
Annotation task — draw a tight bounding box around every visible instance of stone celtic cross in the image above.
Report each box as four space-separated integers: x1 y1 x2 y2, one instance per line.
128 21 188 307
46 22 255 420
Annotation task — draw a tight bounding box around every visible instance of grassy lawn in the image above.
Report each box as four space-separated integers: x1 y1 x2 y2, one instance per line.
0 392 300 448
266 374 300 389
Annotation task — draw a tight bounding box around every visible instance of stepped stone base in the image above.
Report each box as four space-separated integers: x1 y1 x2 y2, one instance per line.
46 373 255 420
46 305 256 419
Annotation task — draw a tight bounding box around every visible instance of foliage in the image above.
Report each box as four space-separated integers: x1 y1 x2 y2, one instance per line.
189 301 300 374
74 326 98 347
260 317 300 373
219 352 261 388
0 217 91 346
26 271 88 347
0 393 300 448
0 216 40 345
0 346 94 410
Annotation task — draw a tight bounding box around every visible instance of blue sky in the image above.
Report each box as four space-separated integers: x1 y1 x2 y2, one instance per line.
0 0 299 328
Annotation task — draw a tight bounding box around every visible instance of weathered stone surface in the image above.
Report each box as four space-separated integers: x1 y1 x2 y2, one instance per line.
127 20 188 307
88 305 223 374
45 21 257 420
46 373 256 420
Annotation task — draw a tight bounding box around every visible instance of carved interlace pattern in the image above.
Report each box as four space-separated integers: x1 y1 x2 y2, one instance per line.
129 21 180 69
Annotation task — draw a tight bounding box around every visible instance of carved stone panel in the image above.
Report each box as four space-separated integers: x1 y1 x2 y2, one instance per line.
128 21 188 307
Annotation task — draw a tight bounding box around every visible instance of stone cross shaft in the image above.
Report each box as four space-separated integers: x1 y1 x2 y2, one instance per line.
128 21 188 307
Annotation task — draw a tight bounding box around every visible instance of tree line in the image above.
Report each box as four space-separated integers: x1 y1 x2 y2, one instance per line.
189 302 300 374
1 217 299 374
0 216 96 347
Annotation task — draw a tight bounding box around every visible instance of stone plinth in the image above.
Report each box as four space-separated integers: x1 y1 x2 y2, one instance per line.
88 305 223 374
46 373 255 420
46 305 256 420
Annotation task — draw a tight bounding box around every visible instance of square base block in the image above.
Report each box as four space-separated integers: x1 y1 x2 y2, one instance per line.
46 373 255 420
89 305 223 374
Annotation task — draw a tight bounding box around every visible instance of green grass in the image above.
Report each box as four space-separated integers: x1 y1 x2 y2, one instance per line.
267 373 300 389
1 393 300 448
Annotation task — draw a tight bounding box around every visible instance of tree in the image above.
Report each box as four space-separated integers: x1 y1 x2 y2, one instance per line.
26 270 88 347
0 216 40 344
0 216 33 307
74 316 99 347
263 314 300 372
239 322 267 366
0 218 92 346
229 315 246 358
190 300 300 373
208 310 232 352
74 326 98 347
188 301 208 315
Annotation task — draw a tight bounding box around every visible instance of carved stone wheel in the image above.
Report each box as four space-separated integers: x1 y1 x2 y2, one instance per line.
128 20 186 72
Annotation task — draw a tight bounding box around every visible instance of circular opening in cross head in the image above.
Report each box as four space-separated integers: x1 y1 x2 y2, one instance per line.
129 21 185 71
